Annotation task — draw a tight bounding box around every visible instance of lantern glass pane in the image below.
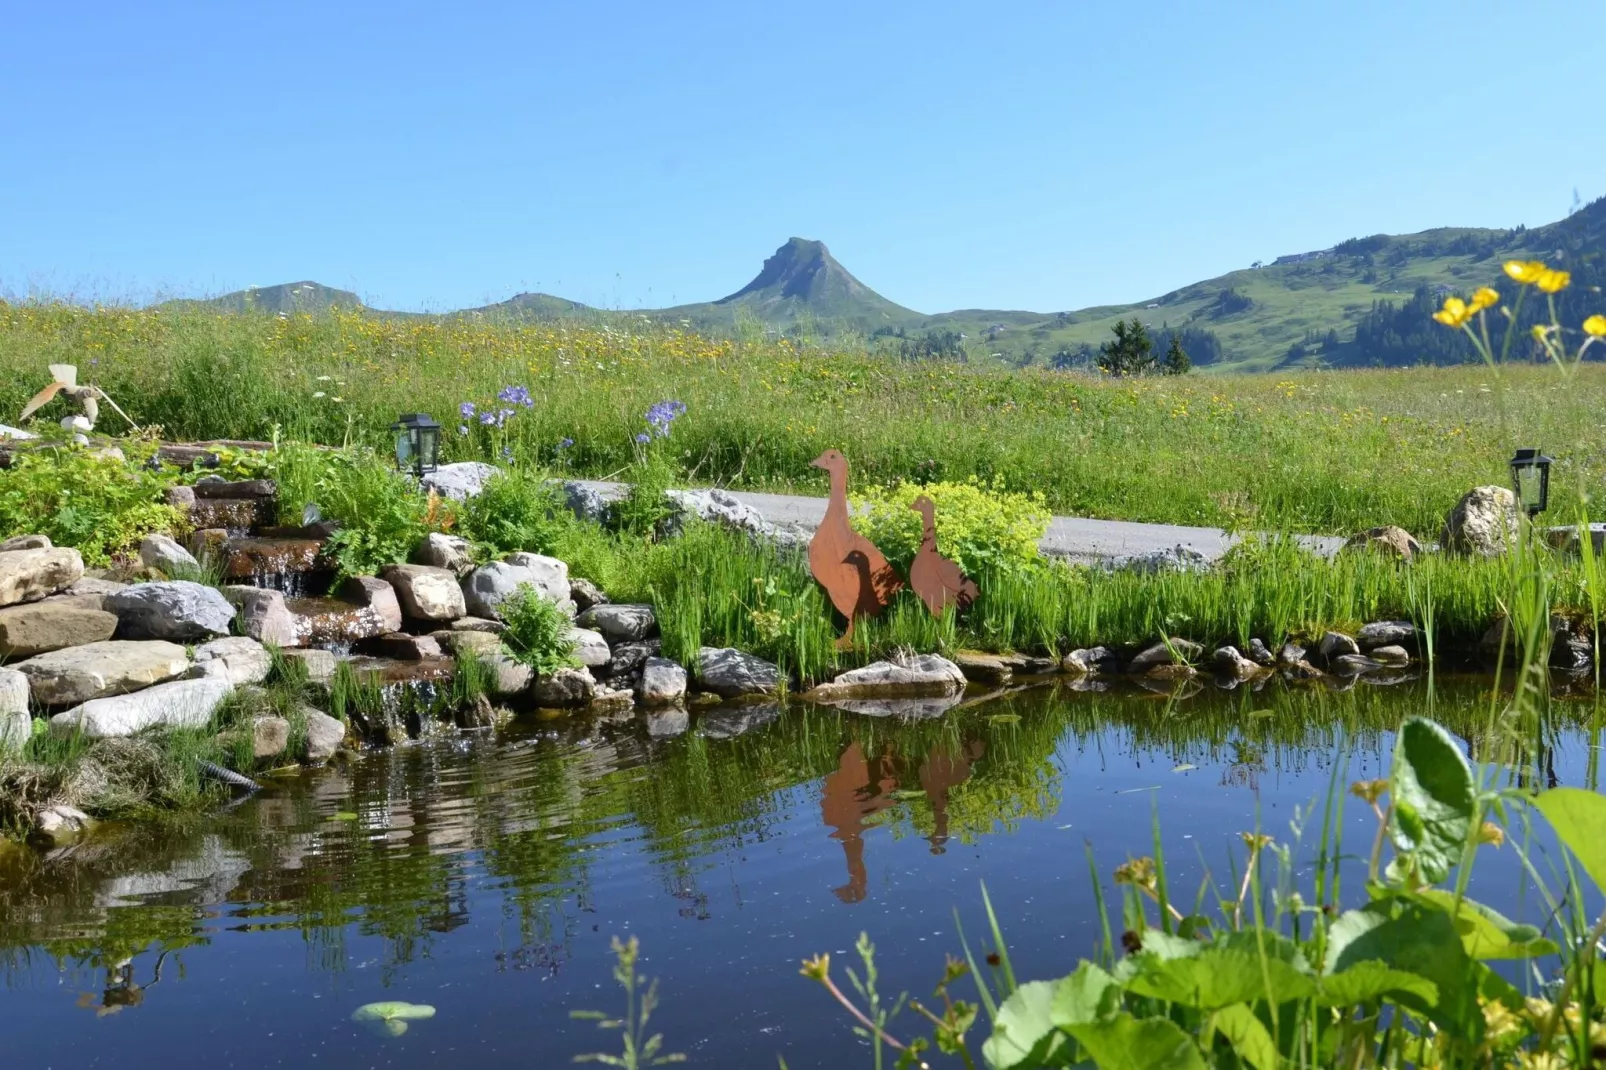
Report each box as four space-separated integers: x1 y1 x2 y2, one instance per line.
1516 465 1543 512
418 426 439 469
395 428 414 468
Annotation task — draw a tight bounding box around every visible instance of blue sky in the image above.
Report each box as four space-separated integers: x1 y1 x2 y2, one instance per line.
4 0 1601 314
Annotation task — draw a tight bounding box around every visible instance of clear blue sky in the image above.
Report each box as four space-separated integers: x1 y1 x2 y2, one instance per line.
4 0 1601 315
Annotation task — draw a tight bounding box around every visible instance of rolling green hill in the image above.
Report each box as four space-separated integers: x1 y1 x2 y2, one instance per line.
167 199 1604 371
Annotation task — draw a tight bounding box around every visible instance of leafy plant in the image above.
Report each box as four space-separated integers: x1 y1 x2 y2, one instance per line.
854 478 1049 576
0 445 182 565
270 444 440 579
571 935 684 1067
499 584 580 675
458 470 572 557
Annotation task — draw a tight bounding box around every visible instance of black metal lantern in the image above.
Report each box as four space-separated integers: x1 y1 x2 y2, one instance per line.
391 413 441 478
1509 447 1553 518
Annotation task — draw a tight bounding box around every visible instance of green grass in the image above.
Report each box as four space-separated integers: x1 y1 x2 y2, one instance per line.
4 300 1603 538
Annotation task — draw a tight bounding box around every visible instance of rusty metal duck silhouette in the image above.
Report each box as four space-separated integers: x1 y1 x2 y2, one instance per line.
808 449 902 648
908 494 979 616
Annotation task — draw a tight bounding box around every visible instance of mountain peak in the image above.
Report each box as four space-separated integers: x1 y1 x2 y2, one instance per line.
712 238 919 322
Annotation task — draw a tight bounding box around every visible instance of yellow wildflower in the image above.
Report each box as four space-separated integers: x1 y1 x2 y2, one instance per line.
1504 260 1548 285
1531 325 1550 342
1585 314 1606 338
1433 297 1472 328
1536 268 1571 294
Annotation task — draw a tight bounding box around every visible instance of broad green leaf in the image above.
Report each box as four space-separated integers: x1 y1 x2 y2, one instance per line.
1209 1004 1278 1070
1386 718 1475 886
1411 889 1558 960
1325 899 1482 1045
1063 1013 1207 1070
351 1001 437 1022
1049 962 1117 1027
1136 929 1203 961
1317 961 1437 1007
981 980 1073 1069
1534 787 1606 894
1126 948 1313 1008
1216 930 1314 974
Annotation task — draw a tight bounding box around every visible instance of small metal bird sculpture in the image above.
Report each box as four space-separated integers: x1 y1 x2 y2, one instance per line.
908 494 980 617
19 364 135 433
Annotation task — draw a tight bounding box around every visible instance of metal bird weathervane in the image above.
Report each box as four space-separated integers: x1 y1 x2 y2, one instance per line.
808 449 903 648
19 364 136 438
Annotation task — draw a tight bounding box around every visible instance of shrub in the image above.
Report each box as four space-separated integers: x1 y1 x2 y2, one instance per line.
459 470 572 557
499 585 580 675
270 445 441 579
854 478 1050 576
0 444 182 565
613 452 677 539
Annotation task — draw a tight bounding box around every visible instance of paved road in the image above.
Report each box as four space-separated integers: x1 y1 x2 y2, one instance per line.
571 480 1345 565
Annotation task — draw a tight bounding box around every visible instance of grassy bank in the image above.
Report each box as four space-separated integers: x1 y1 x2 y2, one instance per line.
4 301 1604 536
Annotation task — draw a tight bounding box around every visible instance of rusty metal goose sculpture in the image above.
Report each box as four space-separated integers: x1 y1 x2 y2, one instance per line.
908 494 979 617
808 449 902 648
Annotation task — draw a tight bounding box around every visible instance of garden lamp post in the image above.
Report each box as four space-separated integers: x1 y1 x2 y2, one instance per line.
1509 447 1553 518
392 413 442 479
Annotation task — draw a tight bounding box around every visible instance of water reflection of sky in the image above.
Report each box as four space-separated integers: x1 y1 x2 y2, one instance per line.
0 677 1596 1068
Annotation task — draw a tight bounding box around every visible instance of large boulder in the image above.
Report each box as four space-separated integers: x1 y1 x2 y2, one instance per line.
530 666 595 708
302 707 346 763
1443 486 1519 556
484 654 534 697
807 654 966 699
0 600 119 658
18 640 191 706
637 657 688 705
223 585 299 646
463 560 571 621
576 603 656 643
339 576 403 634
1343 526 1422 560
106 581 234 641
369 632 443 660
567 627 611 668
193 636 271 686
382 563 467 621
422 461 501 501
0 547 84 607
502 553 571 604
414 533 475 576
139 533 200 573
49 676 232 739
694 647 782 698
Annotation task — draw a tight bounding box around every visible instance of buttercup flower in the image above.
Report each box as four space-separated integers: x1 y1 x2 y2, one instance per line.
1536 267 1570 294
1504 260 1547 285
1584 314 1606 337
1433 297 1472 328
1469 287 1499 313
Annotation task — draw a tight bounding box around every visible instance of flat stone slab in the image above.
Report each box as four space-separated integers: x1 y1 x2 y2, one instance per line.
193 636 271 685
50 676 232 739
806 655 966 700
106 581 235 640
18 639 191 706
0 546 84 608
0 600 118 658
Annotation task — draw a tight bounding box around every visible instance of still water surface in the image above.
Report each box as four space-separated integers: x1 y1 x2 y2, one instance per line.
0 676 1596 1068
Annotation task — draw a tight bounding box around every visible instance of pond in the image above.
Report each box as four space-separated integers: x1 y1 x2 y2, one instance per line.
0 675 1598 1068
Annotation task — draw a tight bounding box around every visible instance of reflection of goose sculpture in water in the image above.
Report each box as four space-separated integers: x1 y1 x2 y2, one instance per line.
809 449 902 648
908 495 979 616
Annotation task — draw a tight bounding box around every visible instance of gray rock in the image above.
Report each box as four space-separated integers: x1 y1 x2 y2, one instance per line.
50 676 232 738
1330 654 1384 676
1128 638 1204 670
645 706 689 738
530 666 595 708
0 600 118 657
382 563 467 621
952 651 1011 683
695 647 783 698
193 636 271 685
1 712 29 754
164 485 196 508
224 585 299 646
637 657 688 705
34 804 94 845
1344 526 1422 560
1113 545 1211 574
249 715 290 759
449 615 505 633
602 640 659 685
0 667 27 716
664 488 776 540
1357 621 1416 649
569 577 608 613
302 708 346 763
139 533 200 573
1277 643 1308 668
567 627 611 668
1443 485 1519 556
18 639 190 706
0 546 84 607
280 648 337 685
422 461 501 501
414 532 474 575
807 655 965 699
1552 617 1594 671
502 553 571 603
561 480 611 524
1247 639 1277 666
65 576 130 602
1371 645 1411 666
434 629 503 658
369 632 443 660
1061 647 1117 675
576 603 656 643
1317 631 1361 662
0 534 51 551
106 581 234 640
192 478 276 499
339 576 403 633
484 654 534 697
462 561 571 621
1211 646 1260 679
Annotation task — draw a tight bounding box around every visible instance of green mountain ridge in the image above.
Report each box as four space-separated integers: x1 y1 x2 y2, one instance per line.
166 202 1605 371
